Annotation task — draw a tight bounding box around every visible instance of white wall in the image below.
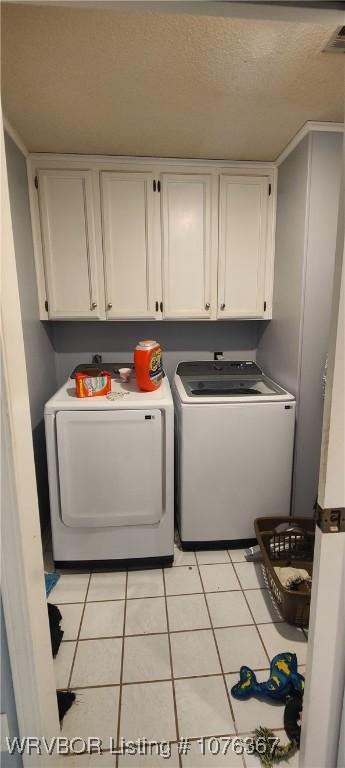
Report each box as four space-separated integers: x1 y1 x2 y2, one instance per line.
5 132 58 530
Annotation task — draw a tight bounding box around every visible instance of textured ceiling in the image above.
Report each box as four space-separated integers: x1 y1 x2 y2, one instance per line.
1 4 344 160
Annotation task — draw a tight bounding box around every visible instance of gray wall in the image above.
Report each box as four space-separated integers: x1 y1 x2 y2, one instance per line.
5 133 58 532
257 131 342 517
256 134 310 396
293 131 342 517
52 320 259 384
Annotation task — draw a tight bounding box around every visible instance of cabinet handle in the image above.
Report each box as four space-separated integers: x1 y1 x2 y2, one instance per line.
90 301 97 310
160 301 163 313
220 303 225 311
107 302 113 309
205 302 210 311
155 301 159 312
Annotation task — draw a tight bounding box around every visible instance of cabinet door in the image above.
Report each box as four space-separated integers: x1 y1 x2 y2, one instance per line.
101 172 157 319
218 175 269 318
161 174 212 319
38 169 101 319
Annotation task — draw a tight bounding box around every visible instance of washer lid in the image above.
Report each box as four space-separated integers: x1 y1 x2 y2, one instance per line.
182 375 285 398
174 364 294 403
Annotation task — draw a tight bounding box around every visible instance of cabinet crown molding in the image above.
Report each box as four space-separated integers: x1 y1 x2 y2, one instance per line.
27 153 276 172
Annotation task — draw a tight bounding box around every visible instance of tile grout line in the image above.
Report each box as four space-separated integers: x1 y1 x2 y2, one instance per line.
56 663 280 693
115 569 128 768
66 571 92 691
193 557 242 753
52 584 278 608
62 728 290 765
229 557 266 768
59 617 284 644
238 568 308 667
236 576 276 766
232 558 308 765
233 560 297 667
61 724 290 759
194 550 232 567
240 586 272 667
162 567 182 768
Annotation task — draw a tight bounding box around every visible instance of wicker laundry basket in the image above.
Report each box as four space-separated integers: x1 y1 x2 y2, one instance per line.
255 517 315 627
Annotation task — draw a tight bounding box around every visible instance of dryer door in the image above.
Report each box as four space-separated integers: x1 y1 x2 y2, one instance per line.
56 409 162 527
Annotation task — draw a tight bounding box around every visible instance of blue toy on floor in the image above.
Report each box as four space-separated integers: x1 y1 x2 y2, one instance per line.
231 652 304 703
45 572 60 597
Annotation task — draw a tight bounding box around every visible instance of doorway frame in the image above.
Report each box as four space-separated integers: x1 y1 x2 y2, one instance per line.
1 118 60 762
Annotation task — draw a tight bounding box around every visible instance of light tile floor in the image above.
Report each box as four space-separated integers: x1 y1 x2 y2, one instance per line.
47 542 306 767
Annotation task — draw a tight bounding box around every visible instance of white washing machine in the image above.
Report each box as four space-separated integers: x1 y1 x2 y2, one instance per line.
172 361 296 548
45 365 174 567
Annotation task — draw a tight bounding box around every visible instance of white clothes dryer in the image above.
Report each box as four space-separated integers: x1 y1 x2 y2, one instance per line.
45 365 174 567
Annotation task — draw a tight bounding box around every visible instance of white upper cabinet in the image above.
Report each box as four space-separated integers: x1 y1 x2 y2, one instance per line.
160 174 213 319
100 171 157 319
37 169 102 319
28 156 275 321
218 175 270 318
